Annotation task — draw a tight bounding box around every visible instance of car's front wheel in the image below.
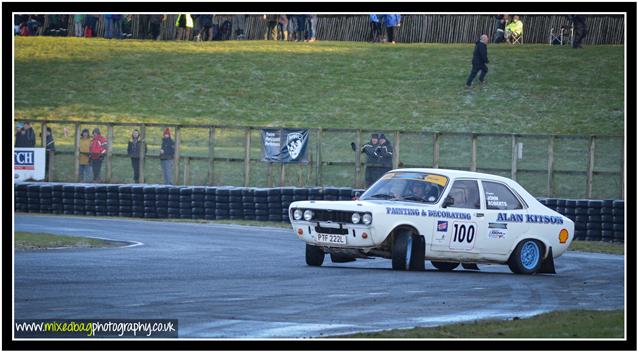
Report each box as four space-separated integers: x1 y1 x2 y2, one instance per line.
508 239 543 274
392 230 425 271
306 244 325 266
431 261 460 271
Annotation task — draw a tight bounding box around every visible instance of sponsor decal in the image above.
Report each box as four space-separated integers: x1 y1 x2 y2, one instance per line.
437 221 448 232
14 150 35 170
488 229 507 239
384 207 471 220
496 212 563 225
488 222 508 229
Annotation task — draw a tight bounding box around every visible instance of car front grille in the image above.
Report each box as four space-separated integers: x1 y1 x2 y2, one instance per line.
313 209 353 223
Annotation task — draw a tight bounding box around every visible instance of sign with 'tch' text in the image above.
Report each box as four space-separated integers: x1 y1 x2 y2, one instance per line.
14 148 46 182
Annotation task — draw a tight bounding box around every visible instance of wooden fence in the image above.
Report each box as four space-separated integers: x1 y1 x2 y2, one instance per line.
47 14 625 44
24 119 624 199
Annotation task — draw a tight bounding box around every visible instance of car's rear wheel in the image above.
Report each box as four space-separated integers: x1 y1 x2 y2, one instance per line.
305 244 325 266
431 261 460 271
392 230 425 271
508 239 543 274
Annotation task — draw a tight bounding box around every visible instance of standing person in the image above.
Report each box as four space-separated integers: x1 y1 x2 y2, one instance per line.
199 14 213 41
307 14 318 42
278 14 288 41
89 128 108 182
84 14 98 37
14 122 30 147
20 121 36 147
262 14 278 40
287 14 297 41
43 127 55 181
353 133 393 187
127 129 146 183
103 14 113 38
78 128 92 182
233 14 247 40
465 34 490 89
295 14 306 42
111 14 122 39
369 14 381 42
73 14 84 37
175 14 193 40
159 128 175 185
383 14 401 44
569 15 587 49
149 14 164 40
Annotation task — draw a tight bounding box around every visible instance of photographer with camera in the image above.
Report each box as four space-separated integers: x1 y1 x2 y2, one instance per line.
352 133 393 187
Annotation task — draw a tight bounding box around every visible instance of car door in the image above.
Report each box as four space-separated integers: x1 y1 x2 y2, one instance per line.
476 179 529 255
430 179 483 256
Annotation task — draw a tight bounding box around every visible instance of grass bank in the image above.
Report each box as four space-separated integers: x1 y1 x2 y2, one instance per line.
339 309 624 338
14 231 128 250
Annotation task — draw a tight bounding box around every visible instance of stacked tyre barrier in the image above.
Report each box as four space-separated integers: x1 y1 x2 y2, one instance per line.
15 183 624 243
538 198 624 243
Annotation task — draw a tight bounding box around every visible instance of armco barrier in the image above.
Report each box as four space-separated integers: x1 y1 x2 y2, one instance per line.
14 183 624 243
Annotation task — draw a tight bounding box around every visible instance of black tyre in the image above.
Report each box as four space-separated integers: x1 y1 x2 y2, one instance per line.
431 261 460 271
392 230 425 271
508 239 543 275
305 244 324 266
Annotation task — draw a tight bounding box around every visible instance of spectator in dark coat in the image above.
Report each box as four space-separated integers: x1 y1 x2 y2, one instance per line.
569 15 587 49
15 121 36 147
353 133 394 187
149 14 164 40
465 34 490 88
263 14 278 40
160 128 175 185
127 129 146 183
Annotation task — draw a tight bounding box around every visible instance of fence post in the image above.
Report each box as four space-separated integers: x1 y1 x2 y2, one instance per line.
471 133 477 172
40 122 47 149
586 135 596 198
433 133 440 168
184 157 190 185
280 163 286 186
106 124 114 183
74 123 81 181
174 126 181 185
139 124 146 183
244 127 251 187
511 134 517 181
547 135 555 197
268 162 273 187
393 131 400 169
208 127 215 185
354 129 361 188
316 128 323 186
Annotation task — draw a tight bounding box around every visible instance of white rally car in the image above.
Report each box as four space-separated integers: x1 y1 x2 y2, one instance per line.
289 168 574 275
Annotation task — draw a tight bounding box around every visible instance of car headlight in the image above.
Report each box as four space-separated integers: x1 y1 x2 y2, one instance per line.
362 213 372 225
351 212 361 224
293 209 303 220
303 209 314 221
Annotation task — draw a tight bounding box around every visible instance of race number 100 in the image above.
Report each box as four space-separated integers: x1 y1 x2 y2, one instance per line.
449 222 477 251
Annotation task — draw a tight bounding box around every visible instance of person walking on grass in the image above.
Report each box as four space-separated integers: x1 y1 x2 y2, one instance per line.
159 128 175 185
465 34 490 89
89 128 108 182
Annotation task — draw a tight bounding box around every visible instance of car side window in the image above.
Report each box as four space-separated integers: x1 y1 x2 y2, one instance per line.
446 180 480 209
483 181 523 210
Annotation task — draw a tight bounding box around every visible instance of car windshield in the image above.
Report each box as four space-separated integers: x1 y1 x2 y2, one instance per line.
360 172 448 204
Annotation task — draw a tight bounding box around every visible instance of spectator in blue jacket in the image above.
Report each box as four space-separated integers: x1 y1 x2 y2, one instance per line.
383 14 401 44
103 14 113 38
369 14 381 42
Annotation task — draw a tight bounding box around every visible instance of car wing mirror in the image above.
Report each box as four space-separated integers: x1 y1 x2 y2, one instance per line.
442 195 454 208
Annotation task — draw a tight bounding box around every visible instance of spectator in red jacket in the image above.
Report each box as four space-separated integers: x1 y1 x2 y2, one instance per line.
89 128 108 182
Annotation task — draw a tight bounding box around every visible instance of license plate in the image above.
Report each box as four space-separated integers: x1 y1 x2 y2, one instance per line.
316 233 347 245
